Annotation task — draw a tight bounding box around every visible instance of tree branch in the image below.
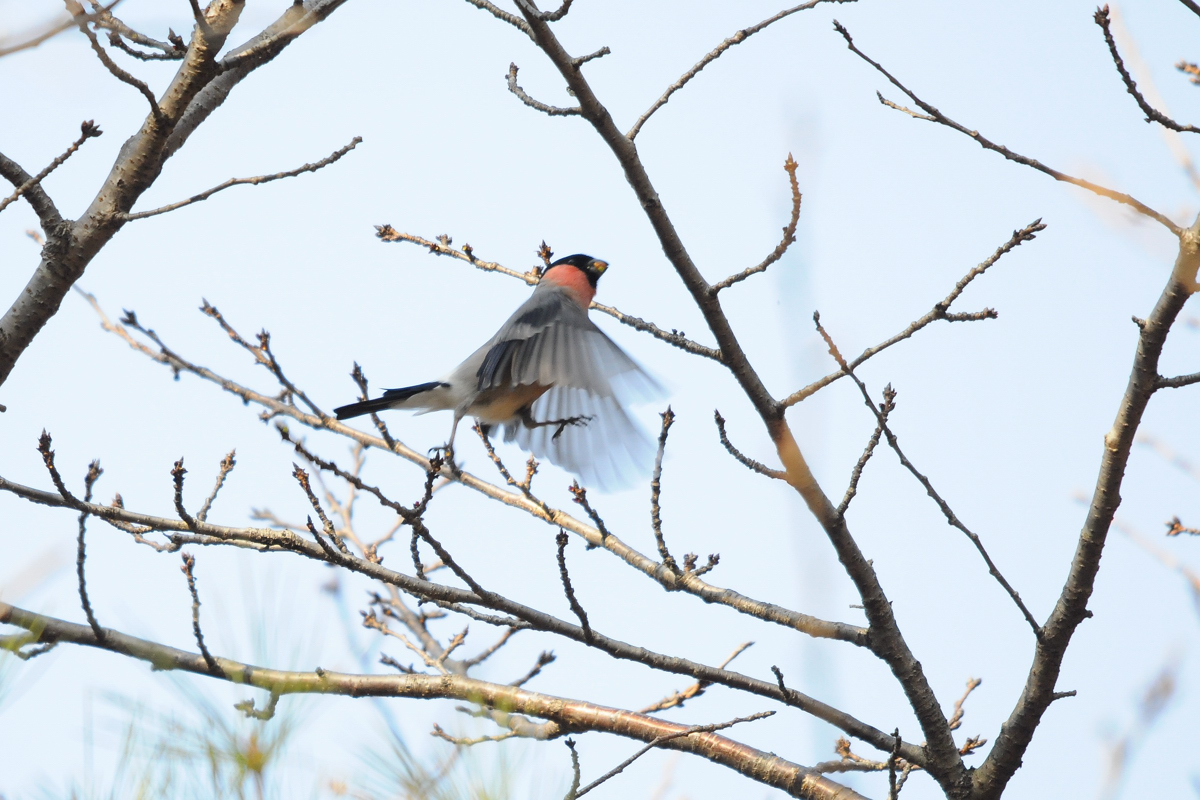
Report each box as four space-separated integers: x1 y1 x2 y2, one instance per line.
373 229 724 361
86 296 868 645
1095 6 1199 134
507 63 582 116
834 21 1182 235
0 469 910 760
0 601 865 800
711 154 802 292
0 121 102 216
783 220 1043 407
626 0 856 141
119 136 361 221
973 223 1198 798
513 6 968 789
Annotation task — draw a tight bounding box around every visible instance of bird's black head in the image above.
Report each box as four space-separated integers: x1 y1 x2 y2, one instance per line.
547 254 609 288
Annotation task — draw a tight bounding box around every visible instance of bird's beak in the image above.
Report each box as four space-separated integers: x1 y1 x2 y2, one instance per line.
591 260 608 273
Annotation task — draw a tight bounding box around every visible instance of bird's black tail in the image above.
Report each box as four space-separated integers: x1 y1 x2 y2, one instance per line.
334 381 447 420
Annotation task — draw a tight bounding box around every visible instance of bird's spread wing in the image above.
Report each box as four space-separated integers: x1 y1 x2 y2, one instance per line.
501 386 657 491
476 288 660 401
478 286 663 489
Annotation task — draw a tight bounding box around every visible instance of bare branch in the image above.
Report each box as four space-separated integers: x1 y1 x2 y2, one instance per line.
0 121 102 216
1095 7 1199 134
975 223 1197 795
82 295 868 646
571 46 610 68
507 63 582 116
784 220 1043 407
1157 369 1200 389
834 21 1181 234
712 154 802 292
180 552 222 676
0 0 121 58
538 0 574 22
0 468 909 760
837 391 889 516
627 0 856 140
119 137 361 220
374 230 723 361
650 407 678 572
1166 516 1200 537
640 641 753 714
511 650 556 687
573 712 776 798
75 458 105 642
946 677 981 732
461 0 534 39
555 531 593 643
713 411 786 480
10 603 869 797
196 450 236 523
568 482 612 543
813 313 1042 637
68 1 163 118
462 627 519 668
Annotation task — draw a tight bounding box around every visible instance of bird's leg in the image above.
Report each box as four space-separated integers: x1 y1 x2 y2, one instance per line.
518 407 594 441
429 415 462 475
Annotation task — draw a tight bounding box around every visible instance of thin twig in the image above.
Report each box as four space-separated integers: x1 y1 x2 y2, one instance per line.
650 408 678 572
573 712 775 797
0 0 121 58
171 458 196 528
292 465 350 554
1095 7 1199 134
77 459 105 642
120 137 361 220
947 677 982 731
1157 369 1200 389
350 362 396 450
813 313 1043 637
507 63 581 116
462 627 519 668
461 0 534 39
837 390 890 516
432 723 518 746
627 0 853 140
713 411 785 479
0 121 102 215
196 450 236 522
510 651 556 687
784 220 1044 407
711 154 802 292
556 531 593 644
568 482 611 545
69 2 163 118
639 641 753 714
374 230 723 361
833 21 1181 235
180 553 223 676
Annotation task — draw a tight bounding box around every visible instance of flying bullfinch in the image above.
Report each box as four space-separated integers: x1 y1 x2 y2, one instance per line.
334 254 661 489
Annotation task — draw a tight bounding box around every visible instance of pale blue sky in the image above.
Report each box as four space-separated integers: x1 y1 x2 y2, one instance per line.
1 1 1198 798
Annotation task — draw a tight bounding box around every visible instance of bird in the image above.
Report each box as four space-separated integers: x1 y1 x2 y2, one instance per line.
334 254 661 489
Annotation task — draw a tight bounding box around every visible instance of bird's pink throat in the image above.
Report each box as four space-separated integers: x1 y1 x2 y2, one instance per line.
545 265 596 307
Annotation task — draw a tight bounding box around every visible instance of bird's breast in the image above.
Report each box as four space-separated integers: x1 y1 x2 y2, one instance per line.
468 383 551 423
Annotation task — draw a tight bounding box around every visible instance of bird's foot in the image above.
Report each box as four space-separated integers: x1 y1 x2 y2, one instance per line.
518 408 594 440
429 443 462 476
551 414 594 441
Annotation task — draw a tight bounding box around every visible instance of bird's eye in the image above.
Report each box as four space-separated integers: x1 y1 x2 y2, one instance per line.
591 260 608 272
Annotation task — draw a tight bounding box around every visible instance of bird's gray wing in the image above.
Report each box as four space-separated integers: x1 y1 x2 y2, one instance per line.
501 385 657 491
476 286 661 401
